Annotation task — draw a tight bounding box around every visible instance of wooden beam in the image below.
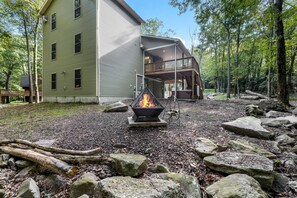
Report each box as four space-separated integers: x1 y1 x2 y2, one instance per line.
192 71 195 99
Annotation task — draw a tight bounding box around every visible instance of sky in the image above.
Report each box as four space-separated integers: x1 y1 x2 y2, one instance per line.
125 0 199 49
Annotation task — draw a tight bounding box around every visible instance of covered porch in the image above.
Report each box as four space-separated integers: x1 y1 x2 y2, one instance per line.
141 35 203 100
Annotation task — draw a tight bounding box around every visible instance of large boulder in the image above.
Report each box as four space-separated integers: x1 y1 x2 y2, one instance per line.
229 140 276 159
17 178 40 198
43 174 68 194
245 105 264 117
95 176 185 198
258 99 287 112
110 153 147 177
266 110 288 118
161 172 201 198
206 174 268 198
272 173 289 193
70 172 98 198
194 137 218 157
204 152 274 189
222 116 274 139
103 102 128 113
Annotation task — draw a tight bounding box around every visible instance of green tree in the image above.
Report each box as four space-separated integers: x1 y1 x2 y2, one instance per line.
2 0 44 103
141 18 175 37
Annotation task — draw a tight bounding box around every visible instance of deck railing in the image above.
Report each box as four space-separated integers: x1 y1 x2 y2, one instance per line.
145 57 199 74
0 90 24 96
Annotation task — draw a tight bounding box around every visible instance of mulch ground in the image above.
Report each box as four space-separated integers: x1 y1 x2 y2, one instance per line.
0 99 296 197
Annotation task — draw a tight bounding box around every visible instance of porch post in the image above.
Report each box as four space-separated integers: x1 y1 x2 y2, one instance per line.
192 70 195 99
174 44 177 101
142 50 145 87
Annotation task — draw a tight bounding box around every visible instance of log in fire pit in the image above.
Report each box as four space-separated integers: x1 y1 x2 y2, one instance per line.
131 87 164 122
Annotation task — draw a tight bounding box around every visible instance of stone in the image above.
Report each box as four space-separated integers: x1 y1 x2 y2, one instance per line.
266 110 288 118
283 116 297 126
194 137 218 157
229 140 276 159
151 164 170 173
276 134 295 146
8 157 16 171
70 172 98 198
162 172 201 198
43 174 67 194
206 174 268 198
258 99 287 112
241 95 260 100
245 105 264 117
15 166 36 178
95 176 185 198
261 118 290 127
110 153 147 177
34 139 56 147
78 195 89 198
292 145 297 154
288 181 297 192
15 160 34 169
0 189 4 198
17 178 40 198
292 107 297 115
222 116 274 140
203 152 274 189
272 173 289 193
0 154 9 168
103 101 128 112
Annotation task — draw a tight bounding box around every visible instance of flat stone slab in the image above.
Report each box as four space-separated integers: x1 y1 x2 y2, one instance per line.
204 152 274 189
104 101 128 112
194 137 218 157
206 174 268 198
229 140 277 159
128 117 167 128
222 116 274 139
95 176 185 197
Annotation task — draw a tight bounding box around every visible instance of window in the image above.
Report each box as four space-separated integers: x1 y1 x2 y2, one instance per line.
74 69 81 88
51 43 56 60
51 13 56 30
51 73 56 89
75 33 81 53
74 0 81 18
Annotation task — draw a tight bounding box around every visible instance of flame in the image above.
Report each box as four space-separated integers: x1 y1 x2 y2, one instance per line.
138 93 157 108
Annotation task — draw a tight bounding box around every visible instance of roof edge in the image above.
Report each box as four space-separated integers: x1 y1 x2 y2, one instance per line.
39 0 53 16
114 0 145 24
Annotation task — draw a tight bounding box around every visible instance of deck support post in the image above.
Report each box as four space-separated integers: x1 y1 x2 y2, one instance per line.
192 70 195 99
174 44 177 101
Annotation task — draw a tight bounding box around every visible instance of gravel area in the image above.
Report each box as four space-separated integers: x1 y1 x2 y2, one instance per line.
1 99 296 197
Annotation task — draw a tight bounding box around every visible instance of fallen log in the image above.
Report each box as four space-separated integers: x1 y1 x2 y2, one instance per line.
245 90 269 100
0 139 102 156
0 146 80 178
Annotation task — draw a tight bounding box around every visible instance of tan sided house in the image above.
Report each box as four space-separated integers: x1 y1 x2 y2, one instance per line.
39 0 203 103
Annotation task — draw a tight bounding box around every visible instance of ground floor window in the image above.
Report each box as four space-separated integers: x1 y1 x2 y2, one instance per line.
74 69 81 88
51 73 56 89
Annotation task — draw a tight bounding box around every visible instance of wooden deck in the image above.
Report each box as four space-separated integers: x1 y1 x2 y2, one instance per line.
0 90 24 104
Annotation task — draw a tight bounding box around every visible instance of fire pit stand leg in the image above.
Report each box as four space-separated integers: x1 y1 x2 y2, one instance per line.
162 96 180 126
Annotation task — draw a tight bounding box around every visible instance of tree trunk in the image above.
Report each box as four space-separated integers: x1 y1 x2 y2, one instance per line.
273 0 289 105
33 18 40 103
4 71 11 103
245 90 270 99
288 46 296 92
235 24 241 97
0 146 80 177
22 15 34 104
226 29 231 98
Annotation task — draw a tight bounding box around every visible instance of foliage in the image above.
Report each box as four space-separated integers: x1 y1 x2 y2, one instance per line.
170 0 297 102
141 18 175 37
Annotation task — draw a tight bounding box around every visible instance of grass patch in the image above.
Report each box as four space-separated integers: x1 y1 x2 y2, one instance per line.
0 102 104 132
203 89 215 94
214 94 227 100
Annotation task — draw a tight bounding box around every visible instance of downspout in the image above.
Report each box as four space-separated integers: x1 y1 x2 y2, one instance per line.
142 50 145 88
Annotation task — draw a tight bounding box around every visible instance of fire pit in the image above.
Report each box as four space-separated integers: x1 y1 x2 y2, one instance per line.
128 87 167 127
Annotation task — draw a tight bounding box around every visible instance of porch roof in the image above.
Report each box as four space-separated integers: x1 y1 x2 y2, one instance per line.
141 35 192 59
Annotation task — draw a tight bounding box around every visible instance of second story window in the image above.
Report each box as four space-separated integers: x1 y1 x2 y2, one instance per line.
74 0 81 18
51 43 56 60
51 73 56 89
74 69 81 88
75 33 81 53
51 13 56 30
